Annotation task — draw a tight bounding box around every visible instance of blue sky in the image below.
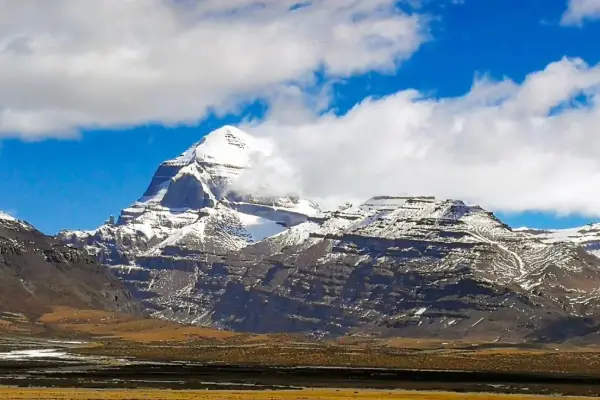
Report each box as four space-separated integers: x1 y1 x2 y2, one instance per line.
1 0 600 233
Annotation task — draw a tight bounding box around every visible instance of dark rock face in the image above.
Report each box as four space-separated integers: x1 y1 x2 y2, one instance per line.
61 195 600 342
161 172 215 210
55 127 600 342
0 216 143 317
141 164 181 201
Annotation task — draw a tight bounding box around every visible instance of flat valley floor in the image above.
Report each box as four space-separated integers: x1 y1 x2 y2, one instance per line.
0 389 597 400
4 308 600 398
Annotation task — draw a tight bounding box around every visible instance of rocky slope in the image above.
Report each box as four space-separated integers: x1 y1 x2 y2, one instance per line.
0 212 143 317
60 126 319 266
518 224 600 258
59 126 600 342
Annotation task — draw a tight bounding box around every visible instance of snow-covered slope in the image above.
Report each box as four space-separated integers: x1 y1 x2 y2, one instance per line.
267 196 594 291
0 211 34 232
64 193 600 341
519 224 600 258
57 126 600 342
59 125 319 264
219 196 600 339
139 126 266 207
0 211 16 222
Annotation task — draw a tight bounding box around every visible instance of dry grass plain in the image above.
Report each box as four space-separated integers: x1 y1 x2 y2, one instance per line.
5 307 600 377
0 388 595 400
38 307 239 342
4 308 600 398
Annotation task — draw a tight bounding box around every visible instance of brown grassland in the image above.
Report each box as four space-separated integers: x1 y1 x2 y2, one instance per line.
38 307 239 342
3 308 600 398
5 307 600 377
0 388 595 400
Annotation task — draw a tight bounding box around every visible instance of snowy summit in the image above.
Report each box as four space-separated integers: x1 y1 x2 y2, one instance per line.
60 125 320 263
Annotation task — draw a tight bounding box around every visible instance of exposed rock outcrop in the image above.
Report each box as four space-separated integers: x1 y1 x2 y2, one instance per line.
58 127 600 342
0 213 143 317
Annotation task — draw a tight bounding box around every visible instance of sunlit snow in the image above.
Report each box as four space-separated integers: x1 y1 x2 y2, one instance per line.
236 212 287 242
0 211 16 222
0 349 77 360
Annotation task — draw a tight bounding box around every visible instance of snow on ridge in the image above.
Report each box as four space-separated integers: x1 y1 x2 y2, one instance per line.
63 122 568 262
142 206 289 255
278 198 321 217
138 181 171 205
236 211 287 242
165 125 271 169
63 192 515 261
0 211 17 222
153 219 208 251
134 124 311 215
510 225 598 247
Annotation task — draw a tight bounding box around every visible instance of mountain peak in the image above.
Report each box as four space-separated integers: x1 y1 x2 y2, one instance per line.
139 124 284 209
62 124 320 264
164 125 268 169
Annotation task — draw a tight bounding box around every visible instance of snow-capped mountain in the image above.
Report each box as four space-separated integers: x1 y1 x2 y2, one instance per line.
59 126 600 342
220 196 600 339
518 224 600 258
59 126 319 265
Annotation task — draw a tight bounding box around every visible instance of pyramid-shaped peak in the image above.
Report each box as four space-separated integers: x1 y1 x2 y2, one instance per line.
199 125 257 152
165 125 270 168
204 125 251 140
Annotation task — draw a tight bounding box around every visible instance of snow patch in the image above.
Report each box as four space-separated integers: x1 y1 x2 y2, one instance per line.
0 211 17 222
169 126 271 168
413 307 428 317
236 212 287 242
0 349 78 360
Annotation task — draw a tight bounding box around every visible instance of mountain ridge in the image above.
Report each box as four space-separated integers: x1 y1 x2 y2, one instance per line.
0 213 143 318
57 125 600 342
518 224 600 258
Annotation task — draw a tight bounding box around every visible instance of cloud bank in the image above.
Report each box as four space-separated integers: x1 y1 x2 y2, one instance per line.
562 0 600 25
241 57 600 216
0 0 425 139
4 1 600 218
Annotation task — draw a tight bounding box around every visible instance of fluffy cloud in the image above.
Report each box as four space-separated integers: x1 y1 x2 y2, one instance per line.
0 0 426 139
561 0 600 25
240 57 600 216
6 2 600 218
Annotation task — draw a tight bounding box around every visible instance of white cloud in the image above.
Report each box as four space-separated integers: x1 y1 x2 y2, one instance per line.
0 0 426 139
561 0 600 25
240 57 600 217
